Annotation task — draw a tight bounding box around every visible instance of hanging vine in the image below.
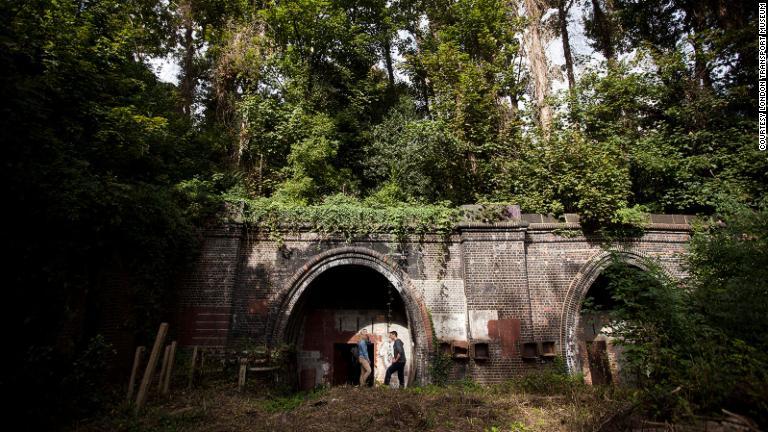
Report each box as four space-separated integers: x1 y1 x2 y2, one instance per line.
228 195 461 243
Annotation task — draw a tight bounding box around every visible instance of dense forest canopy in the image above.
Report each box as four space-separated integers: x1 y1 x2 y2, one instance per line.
1 0 765 426
3 1 761 219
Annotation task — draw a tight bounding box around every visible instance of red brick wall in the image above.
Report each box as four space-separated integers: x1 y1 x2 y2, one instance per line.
177 224 243 346
177 217 691 384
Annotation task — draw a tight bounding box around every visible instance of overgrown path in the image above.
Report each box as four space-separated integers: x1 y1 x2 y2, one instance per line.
72 381 627 432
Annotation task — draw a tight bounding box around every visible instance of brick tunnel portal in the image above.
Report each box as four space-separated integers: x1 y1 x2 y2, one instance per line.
178 213 693 385
284 265 414 389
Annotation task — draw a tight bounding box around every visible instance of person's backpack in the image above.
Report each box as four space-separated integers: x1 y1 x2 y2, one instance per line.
350 345 359 358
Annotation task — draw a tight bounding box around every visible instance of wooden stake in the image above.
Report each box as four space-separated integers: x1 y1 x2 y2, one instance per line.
127 346 146 402
158 345 171 392
162 341 177 394
188 346 199 389
199 349 206 385
238 358 247 391
135 322 168 413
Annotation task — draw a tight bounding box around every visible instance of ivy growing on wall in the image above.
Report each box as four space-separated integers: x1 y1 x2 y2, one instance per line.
227 194 462 243
427 310 453 386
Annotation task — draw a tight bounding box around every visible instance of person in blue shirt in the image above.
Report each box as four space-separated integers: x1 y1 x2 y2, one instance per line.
356 328 371 386
384 330 406 388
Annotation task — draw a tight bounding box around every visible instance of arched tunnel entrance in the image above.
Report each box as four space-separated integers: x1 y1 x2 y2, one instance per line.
563 251 673 383
283 265 414 390
577 270 621 385
575 263 660 385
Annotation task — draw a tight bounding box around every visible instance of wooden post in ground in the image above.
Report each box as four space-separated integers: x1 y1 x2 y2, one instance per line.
162 341 177 395
135 322 168 413
200 350 206 385
188 346 198 389
238 358 247 391
158 345 171 392
127 346 146 402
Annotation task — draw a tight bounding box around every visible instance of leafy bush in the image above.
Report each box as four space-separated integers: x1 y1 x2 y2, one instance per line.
501 129 631 226
515 359 584 395
601 206 768 425
367 100 474 204
61 335 117 415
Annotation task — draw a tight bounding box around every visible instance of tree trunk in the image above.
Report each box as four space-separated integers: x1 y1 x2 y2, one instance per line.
412 26 432 117
179 0 196 118
691 39 712 90
559 0 576 90
498 5 523 129
523 0 552 132
683 2 712 90
591 0 615 64
382 37 395 89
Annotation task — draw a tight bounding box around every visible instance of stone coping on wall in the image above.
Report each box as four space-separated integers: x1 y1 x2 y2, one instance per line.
455 220 530 230
451 213 695 232
526 222 692 232
520 212 696 225
208 214 695 238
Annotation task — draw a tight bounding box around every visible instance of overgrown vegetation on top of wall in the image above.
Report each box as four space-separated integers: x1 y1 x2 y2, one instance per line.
223 193 657 243
227 194 461 243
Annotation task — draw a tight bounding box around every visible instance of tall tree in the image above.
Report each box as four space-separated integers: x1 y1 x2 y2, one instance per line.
1 0 225 426
523 0 552 131
400 0 525 199
586 0 618 64
178 0 197 116
557 0 576 90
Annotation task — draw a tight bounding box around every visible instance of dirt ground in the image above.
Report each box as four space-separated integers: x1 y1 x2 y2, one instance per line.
70 379 628 432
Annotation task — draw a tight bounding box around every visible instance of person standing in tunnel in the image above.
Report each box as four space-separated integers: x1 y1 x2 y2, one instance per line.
384 331 406 388
357 329 372 386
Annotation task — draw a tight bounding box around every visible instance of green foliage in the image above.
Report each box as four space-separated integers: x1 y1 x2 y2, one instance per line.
259 387 328 413
688 206 768 348
508 421 533 432
24 335 118 426
500 129 631 225
367 99 473 203
234 94 293 195
274 111 357 203
1 0 221 426
1 0 763 427
600 208 768 425
402 0 525 201
611 205 650 228
570 54 765 215
191 0 760 223
232 194 460 242
598 259 688 388
514 361 584 395
430 352 453 386
61 335 118 415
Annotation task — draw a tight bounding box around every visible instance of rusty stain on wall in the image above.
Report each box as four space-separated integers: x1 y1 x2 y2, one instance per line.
487 318 521 358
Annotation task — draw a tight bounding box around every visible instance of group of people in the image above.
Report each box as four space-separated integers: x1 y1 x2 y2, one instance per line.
355 328 406 388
